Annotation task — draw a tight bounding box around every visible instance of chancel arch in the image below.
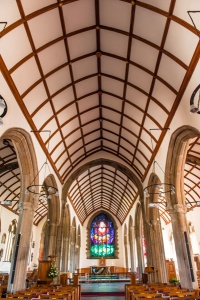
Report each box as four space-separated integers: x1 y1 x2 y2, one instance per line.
1 128 38 292
165 125 200 289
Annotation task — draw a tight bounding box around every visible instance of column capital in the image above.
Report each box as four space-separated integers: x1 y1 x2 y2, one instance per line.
167 203 187 214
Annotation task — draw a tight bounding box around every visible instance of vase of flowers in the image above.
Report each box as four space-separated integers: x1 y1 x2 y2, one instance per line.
47 261 59 283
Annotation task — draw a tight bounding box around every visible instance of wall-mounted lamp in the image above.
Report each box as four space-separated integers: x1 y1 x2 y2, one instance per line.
0 95 8 125
148 201 167 209
1 200 19 206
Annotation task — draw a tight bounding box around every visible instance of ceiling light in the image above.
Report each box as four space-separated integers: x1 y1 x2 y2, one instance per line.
0 98 6 108
0 117 3 125
26 130 58 199
148 203 159 209
144 128 175 199
0 95 8 123
190 104 199 113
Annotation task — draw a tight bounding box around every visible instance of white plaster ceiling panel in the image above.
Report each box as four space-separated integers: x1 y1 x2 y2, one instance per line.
11 57 41 95
120 139 135 156
124 102 144 126
102 108 121 124
68 140 83 156
103 131 119 144
82 120 99 135
158 54 186 91
38 41 67 75
122 118 140 137
120 128 137 148
152 80 176 111
103 120 120 135
101 77 124 97
133 6 166 46
59 160 71 177
101 29 129 58
103 139 118 152
1 26 32 70
143 115 160 133
52 87 75 112
130 40 159 73
147 102 168 126
85 140 101 153
78 94 99 113
51 143 66 164
101 56 126 80
135 150 148 168
100 0 131 32
27 9 62 49
61 117 80 137
1 0 20 25
80 107 99 124
102 94 122 112
46 66 71 95
75 77 98 98
67 30 96 60
41 119 59 140
133 157 145 176
119 147 133 162
63 0 95 34
57 103 77 125
173 0 200 24
65 129 82 147
20 0 56 15
48 131 63 153
32 102 54 129
84 131 100 144
23 83 48 115
165 21 198 66
72 56 97 81
139 0 171 11
128 64 152 94
126 86 148 110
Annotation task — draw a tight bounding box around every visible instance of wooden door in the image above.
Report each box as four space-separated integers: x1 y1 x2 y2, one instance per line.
166 260 176 281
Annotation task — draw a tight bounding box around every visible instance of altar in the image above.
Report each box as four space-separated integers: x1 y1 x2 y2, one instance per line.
91 266 115 275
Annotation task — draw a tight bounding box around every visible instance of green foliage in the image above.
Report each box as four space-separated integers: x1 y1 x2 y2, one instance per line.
47 261 59 278
169 277 179 283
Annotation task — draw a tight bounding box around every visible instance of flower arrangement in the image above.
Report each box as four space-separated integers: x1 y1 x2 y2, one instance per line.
169 277 180 284
47 261 59 278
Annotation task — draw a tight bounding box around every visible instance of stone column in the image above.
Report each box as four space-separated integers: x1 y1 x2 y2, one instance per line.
168 204 198 290
7 201 36 292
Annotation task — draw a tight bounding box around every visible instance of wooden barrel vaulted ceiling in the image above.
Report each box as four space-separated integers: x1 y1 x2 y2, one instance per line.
1 0 200 225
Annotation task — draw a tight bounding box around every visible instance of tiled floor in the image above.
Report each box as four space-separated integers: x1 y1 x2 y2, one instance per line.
81 282 126 300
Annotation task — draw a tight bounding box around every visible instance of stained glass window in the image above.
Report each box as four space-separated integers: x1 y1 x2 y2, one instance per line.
90 213 115 257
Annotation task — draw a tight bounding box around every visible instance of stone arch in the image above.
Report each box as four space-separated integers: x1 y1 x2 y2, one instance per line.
124 223 128 270
165 125 200 289
145 173 168 283
56 158 144 269
42 174 60 261
60 204 71 272
69 217 76 272
135 203 144 278
1 127 38 292
86 210 119 259
128 215 135 272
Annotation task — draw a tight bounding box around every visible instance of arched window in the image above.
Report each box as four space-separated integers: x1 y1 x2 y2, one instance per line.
90 213 114 257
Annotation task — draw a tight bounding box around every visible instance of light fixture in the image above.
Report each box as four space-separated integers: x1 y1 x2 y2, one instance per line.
25 130 58 199
1 200 19 206
148 201 167 209
0 95 8 125
144 128 175 201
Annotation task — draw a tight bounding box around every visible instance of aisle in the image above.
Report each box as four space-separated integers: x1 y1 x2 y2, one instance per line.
81 282 125 300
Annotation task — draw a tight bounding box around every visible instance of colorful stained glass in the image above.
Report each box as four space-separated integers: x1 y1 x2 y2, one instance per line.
90 213 115 257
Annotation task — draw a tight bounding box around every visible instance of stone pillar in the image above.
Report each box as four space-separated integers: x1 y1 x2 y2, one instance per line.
7 201 36 292
43 223 58 259
149 219 168 283
168 204 198 290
